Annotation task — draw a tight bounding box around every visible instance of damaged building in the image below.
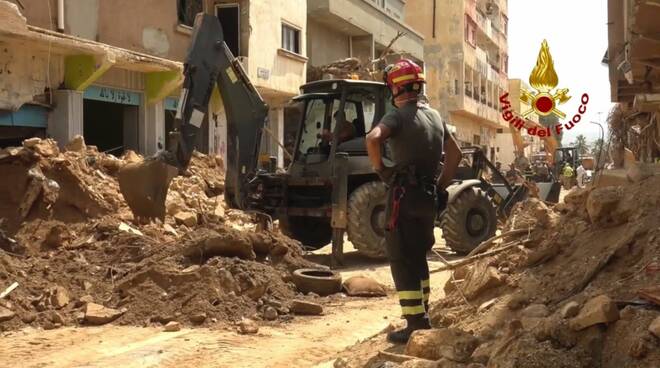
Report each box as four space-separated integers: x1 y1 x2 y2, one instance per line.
0 0 308 168
607 0 660 162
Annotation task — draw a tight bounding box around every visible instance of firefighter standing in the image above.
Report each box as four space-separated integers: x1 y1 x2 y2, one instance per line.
366 59 462 343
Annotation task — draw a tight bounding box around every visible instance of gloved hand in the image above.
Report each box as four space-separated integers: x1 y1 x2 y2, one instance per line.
376 167 395 183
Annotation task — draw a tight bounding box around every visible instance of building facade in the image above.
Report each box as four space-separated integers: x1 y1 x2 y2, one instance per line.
494 79 542 166
1 0 307 168
306 0 424 68
404 0 509 162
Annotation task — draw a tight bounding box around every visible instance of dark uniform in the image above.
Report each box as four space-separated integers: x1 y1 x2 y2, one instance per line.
380 101 447 322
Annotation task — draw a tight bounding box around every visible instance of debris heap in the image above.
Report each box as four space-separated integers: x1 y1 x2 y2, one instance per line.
341 173 660 368
0 136 318 332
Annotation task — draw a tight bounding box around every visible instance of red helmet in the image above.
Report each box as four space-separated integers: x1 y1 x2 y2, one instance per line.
383 59 425 90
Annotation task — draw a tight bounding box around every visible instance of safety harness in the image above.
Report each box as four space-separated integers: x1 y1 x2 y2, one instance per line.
385 166 437 231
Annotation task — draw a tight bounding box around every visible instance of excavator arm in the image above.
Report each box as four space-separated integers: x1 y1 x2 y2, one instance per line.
118 14 268 219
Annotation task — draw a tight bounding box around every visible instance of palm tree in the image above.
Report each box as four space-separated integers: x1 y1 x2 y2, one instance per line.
572 134 589 155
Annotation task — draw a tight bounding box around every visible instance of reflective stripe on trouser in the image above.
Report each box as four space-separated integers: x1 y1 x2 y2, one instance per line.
421 279 430 312
398 290 425 316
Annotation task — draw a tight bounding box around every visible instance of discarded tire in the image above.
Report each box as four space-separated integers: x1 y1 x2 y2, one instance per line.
291 268 342 296
440 186 497 254
347 181 388 259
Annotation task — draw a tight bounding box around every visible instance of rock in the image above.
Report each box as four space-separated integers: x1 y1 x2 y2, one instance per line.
290 300 323 315
83 281 93 291
560 301 581 319
405 328 478 363
649 316 660 338
174 211 198 227
182 229 256 260
84 303 125 325
400 358 439 368
506 294 528 310
23 137 41 148
213 203 225 219
122 150 143 164
163 321 181 332
586 186 623 224
563 187 590 208
48 311 66 325
20 312 37 323
628 336 654 359
118 222 144 236
99 156 124 173
521 303 550 318
65 135 86 153
49 286 70 309
569 295 619 331
43 321 59 330
238 318 259 334
262 306 278 320
462 261 505 300
33 139 59 157
342 276 387 297
79 295 95 304
0 306 16 322
593 169 629 188
626 162 654 183
190 312 207 324
470 340 495 365
163 223 178 237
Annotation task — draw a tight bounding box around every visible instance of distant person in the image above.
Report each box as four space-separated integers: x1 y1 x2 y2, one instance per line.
321 110 356 145
576 163 585 188
505 163 521 184
562 163 574 189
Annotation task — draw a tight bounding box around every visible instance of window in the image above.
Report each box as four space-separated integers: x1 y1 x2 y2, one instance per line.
282 24 301 54
473 135 481 145
177 0 203 28
502 15 508 36
503 54 509 74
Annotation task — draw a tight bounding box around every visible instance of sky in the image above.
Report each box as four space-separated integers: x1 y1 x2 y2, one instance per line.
507 0 613 144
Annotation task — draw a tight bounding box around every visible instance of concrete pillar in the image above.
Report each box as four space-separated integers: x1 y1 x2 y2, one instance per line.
124 105 140 153
267 107 285 168
48 90 83 148
350 35 374 64
144 101 165 155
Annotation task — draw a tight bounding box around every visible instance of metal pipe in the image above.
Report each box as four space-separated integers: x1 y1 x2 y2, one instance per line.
57 0 64 32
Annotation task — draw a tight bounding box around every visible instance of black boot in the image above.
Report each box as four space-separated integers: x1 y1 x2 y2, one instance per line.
387 315 431 344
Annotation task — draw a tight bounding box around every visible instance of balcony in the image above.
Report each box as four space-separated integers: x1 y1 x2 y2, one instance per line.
307 0 424 60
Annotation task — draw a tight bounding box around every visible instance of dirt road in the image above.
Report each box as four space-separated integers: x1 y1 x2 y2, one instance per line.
1 236 453 368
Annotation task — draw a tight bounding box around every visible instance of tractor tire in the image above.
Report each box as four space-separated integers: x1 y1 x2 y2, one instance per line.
347 181 388 259
440 186 497 255
280 216 332 250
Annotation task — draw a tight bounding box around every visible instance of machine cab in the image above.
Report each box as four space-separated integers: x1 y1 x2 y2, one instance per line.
288 80 391 175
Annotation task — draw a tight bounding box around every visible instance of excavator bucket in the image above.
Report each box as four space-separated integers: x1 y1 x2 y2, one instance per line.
118 158 178 220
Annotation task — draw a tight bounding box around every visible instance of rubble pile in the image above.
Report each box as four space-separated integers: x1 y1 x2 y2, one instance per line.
366 175 659 368
0 136 317 332
306 57 377 82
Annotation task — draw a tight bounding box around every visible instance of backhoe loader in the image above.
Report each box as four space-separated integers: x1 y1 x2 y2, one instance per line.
118 14 560 264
